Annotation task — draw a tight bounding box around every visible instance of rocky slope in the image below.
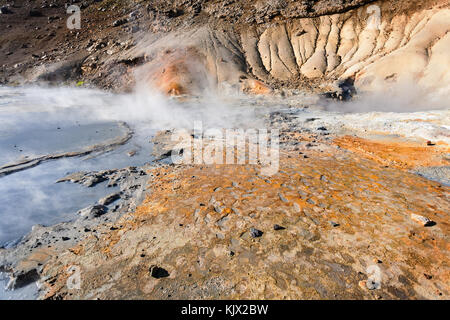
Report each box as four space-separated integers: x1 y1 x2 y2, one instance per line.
1 0 449 96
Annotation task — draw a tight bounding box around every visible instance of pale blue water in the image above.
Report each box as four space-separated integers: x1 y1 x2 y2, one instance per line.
0 87 160 299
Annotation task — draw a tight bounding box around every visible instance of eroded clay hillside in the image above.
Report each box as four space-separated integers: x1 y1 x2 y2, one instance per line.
132 0 450 96
1 0 449 95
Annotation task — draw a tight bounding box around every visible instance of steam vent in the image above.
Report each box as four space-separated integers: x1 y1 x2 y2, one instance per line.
0 0 449 302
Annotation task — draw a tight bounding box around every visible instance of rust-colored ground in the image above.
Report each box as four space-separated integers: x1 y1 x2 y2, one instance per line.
141 48 212 96
334 136 450 169
41 137 449 300
240 79 273 95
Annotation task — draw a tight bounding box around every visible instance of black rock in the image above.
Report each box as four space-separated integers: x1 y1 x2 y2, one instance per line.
165 9 184 18
90 205 107 217
9 269 40 290
78 204 107 218
1 6 12 14
112 18 128 27
250 227 263 238
149 265 169 279
321 78 356 101
273 224 286 231
329 221 340 227
48 16 59 22
29 10 43 17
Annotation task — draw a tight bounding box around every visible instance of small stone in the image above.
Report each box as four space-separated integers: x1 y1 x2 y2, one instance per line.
113 18 128 27
249 228 263 238
373 258 382 264
1 6 12 14
411 214 435 227
127 150 137 157
78 205 107 218
274 224 286 231
47 16 59 22
358 280 367 290
149 265 169 279
329 221 340 227
278 193 289 203
129 10 139 18
98 193 121 206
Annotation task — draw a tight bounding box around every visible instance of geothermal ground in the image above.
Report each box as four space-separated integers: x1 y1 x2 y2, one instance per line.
0 90 448 300
0 0 449 300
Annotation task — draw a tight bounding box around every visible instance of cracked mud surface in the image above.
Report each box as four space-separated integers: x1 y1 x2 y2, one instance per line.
39 142 449 299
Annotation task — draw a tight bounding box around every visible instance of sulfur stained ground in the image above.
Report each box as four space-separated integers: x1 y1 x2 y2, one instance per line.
41 131 449 300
